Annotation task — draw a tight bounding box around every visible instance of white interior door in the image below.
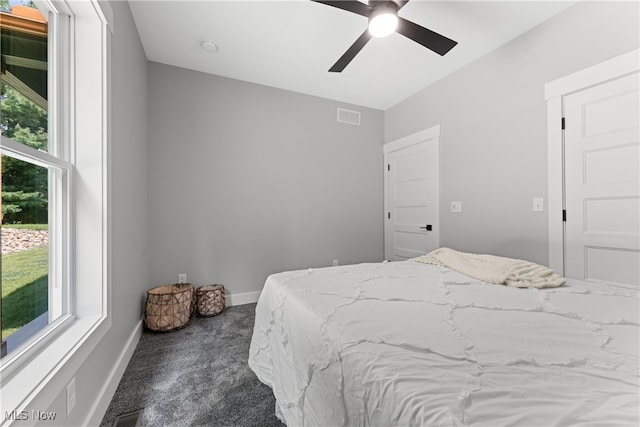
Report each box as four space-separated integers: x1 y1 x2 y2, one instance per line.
564 72 640 286
384 127 439 261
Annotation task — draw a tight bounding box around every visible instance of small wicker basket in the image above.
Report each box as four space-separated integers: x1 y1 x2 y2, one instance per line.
196 284 225 317
144 283 195 332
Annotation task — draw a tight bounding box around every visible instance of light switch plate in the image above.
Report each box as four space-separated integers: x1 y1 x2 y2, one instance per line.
451 201 462 213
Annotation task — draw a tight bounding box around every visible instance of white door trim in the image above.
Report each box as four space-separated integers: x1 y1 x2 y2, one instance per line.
545 49 640 274
545 49 640 100
383 125 441 154
384 125 440 261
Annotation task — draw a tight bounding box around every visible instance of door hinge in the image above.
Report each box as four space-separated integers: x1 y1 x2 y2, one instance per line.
561 117 566 130
387 164 390 171
562 209 566 222
387 212 391 219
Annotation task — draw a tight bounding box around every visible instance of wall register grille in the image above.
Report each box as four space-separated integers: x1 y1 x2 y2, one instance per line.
337 108 361 125
112 409 143 427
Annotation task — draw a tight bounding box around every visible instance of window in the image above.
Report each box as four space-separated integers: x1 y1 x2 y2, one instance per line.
1 1 72 360
0 0 113 417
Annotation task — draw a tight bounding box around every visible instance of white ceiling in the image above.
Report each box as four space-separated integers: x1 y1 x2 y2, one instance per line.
129 0 577 110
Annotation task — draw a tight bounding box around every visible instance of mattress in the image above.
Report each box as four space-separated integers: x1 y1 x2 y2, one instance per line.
248 261 639 426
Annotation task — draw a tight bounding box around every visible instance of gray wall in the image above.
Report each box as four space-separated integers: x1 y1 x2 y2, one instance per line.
38 1 149 425
385 1 639 265
147 63 384 296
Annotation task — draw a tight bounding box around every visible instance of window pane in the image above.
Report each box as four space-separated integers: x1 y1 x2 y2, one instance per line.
1 155 50 356
0 2 48 152
1 2 50 357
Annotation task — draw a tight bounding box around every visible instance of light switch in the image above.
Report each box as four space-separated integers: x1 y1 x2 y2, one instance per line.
451 201 462 213
533 197 544 212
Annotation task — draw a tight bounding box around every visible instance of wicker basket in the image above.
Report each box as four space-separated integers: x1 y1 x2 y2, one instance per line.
144 283 195 332
196 284 225 317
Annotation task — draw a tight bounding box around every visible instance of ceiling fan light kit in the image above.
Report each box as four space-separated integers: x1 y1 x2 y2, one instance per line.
312 0 457 72
368 3 399 38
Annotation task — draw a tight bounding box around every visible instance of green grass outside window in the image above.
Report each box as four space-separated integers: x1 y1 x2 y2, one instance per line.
1 225 49 341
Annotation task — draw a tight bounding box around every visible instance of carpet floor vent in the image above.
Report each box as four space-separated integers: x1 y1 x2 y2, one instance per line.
112 409 143 427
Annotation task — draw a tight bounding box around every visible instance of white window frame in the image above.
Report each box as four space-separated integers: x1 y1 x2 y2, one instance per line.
0 0 113 422
1 1 72 364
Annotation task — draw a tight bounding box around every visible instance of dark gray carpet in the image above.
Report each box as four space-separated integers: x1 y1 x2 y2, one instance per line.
101 303 284 427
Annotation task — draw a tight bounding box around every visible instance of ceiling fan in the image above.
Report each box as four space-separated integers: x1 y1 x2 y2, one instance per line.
311 0 457 72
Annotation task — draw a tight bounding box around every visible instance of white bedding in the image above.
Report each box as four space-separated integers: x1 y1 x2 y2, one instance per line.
248 261 639 426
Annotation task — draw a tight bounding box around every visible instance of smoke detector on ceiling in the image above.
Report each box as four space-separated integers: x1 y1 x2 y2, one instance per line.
201 41 218 53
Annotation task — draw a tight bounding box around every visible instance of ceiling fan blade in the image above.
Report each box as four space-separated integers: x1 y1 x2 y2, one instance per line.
396 17 457 56
329 30 372 72
310 1 371 18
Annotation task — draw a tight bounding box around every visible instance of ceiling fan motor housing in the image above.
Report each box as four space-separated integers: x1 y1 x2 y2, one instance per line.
369 0 403 8
371 1 400 15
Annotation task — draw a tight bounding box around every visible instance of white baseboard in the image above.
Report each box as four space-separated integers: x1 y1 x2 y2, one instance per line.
84 320 143 426
226 291 261 307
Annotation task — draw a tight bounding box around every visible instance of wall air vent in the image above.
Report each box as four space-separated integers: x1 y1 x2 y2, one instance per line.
337 108 361 126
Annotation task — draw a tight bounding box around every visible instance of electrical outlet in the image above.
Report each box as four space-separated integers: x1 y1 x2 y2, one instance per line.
533 197 544 212
332 259 339 267
178 274 187 284
66 377 76 416
451 201 462 213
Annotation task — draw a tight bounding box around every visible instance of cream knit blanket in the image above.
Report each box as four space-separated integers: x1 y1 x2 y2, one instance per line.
413 247 565 288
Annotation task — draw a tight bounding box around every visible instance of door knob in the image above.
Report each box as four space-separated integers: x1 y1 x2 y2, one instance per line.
420 225 433 231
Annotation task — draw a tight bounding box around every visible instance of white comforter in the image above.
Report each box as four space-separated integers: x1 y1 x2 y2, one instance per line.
248 261 639 426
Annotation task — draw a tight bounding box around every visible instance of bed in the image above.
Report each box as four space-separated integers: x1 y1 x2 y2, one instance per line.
248 252 639 426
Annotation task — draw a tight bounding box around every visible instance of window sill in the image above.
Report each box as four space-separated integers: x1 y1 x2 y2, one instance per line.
0 314 110 426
